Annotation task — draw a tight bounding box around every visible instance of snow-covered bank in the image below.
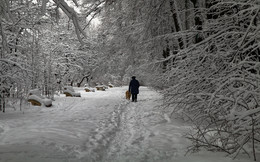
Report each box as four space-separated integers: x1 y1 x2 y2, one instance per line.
0 87 258 162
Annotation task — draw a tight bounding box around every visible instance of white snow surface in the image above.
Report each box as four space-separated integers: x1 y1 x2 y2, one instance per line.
0 86 258 162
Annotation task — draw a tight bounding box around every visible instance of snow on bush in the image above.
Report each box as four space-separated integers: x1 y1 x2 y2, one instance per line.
160 1 260 160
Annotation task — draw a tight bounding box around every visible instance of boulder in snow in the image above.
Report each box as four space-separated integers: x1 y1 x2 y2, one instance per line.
85 87 95 92
108 82 114 88
28 94 52 107
96 85 105 91
64 87 81 97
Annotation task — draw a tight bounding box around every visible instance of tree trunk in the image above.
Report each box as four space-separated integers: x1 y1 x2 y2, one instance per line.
77 74 91 87
0 18 9 58
169 0 186 49
41 0 48 15
191 0 205 43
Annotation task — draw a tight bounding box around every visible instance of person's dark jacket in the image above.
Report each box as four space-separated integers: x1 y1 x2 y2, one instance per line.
129 78 140 94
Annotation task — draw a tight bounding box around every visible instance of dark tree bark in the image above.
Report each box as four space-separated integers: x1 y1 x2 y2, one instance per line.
169 1 184 49
77 74 91 87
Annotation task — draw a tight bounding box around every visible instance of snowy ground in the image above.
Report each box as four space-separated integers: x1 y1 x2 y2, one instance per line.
0 86 258 162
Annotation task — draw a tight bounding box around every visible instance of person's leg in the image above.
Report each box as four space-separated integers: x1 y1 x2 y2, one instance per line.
132 94 135 102
135 94 138 102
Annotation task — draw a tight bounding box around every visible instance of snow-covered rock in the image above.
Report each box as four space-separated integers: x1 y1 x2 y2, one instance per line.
84 87 95 92
42 98 52 107
63 86 81 97
108 82 114 88
96 85 105 91
28 95 52 107
64 89 81 97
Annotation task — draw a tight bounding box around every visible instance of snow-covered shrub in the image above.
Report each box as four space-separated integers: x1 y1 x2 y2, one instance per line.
162 1 260 160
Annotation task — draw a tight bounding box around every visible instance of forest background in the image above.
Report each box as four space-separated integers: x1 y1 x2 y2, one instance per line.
0 0 260 161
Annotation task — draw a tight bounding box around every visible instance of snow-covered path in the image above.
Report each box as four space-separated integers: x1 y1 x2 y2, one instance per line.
0 87 257 162
101 87 190 162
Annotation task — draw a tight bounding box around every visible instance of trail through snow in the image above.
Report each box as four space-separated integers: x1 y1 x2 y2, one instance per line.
0 87 257 162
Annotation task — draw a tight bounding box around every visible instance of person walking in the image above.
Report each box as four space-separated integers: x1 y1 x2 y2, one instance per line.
129 76 140 102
